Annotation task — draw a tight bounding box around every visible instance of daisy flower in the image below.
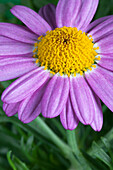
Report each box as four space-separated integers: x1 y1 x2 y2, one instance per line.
0 0 113 131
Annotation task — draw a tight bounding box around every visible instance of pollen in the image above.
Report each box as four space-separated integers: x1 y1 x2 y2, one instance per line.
33 26 100 76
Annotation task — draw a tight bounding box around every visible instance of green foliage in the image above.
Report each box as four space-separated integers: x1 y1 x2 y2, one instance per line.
0 0 113 169
91 142 111 168
7 151 29 170
94 0 113 19
33 0 58 10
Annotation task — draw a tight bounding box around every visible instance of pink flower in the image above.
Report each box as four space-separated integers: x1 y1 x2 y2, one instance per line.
0 0 113 131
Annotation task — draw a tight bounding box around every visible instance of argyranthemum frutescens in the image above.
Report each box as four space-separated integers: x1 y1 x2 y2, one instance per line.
0 0 113 131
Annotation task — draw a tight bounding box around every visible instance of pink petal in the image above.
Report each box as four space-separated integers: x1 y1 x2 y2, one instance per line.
0 57 37 81
0 23 37 44
18 81 49 123
60 95 79 130
97 56 113 71
90 94 103 131
0 52 33 58
3 102 20 116
85 66 113 112
0 36 17 44
70 76 98 125
96 32 113 53
77 0 99 31
11 5 51 35
39 4 56 30
85 16 112 33
56 0 99 30
89 17 113 42
56 0 81 28
42 75 69 118
2 67 50 103
0 36 33 55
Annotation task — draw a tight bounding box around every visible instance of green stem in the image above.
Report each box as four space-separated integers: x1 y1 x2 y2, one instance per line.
66 129 91 170
34 117 67 150
67 130 80 155
34 117 81 169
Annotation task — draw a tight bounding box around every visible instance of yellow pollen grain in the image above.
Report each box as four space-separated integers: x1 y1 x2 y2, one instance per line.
35 59 39 64
96 56 101 60
92 65 96 68
33 26 99 76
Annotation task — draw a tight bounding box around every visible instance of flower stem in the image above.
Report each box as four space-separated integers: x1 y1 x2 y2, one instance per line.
67 130 80 155
34 117 81 169
66 129 91 170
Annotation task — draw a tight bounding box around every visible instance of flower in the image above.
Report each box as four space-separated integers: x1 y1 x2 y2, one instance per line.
0 0 113 131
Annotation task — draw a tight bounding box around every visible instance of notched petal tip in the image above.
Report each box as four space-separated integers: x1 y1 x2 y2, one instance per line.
18 84 47 123
60 95 79 130
91 122 103 132
70 76 96 125
3 102 19 117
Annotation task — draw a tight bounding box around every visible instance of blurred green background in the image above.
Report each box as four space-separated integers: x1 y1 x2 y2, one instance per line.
0 0 113 170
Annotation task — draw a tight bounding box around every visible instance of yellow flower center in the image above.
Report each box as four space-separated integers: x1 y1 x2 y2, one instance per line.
33 26 100 77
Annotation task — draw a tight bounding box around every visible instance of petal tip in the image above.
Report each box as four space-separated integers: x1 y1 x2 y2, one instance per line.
20 119 31 124
91 126 102 132
10 5 18 14
91 122 103 132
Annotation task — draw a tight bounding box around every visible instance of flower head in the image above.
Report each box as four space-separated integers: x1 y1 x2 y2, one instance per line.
0 0 113 131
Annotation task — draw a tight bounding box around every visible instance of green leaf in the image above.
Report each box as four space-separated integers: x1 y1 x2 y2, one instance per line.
91 142 111 167
7 151 16 170
12 155 29 170
94 0 112 19
0 80 13 89
0 115 58 149
7 151 29 170
26 135 34 151
101 137 110 150
82 151 108 170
